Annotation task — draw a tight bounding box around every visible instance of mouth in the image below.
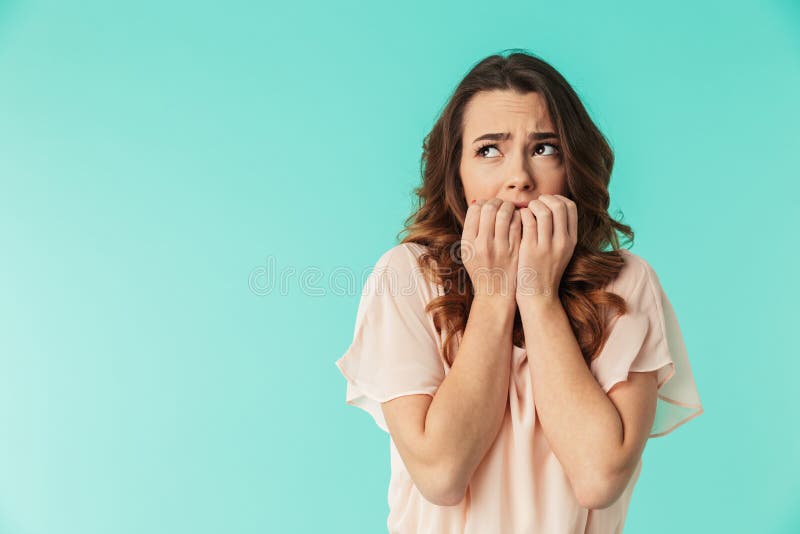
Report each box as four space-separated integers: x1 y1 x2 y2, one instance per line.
512 201 530 209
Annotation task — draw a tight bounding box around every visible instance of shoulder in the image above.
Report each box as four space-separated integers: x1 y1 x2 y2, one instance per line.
373 242 431 272
609 249 662 298
369 242 438 298
615 248 652 277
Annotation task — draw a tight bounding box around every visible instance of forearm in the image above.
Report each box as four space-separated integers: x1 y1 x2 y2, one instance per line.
519 296 623 500
424 295 515 500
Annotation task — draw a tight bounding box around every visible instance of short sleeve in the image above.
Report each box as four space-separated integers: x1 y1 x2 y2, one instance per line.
334 243 446 433
589 250 704 438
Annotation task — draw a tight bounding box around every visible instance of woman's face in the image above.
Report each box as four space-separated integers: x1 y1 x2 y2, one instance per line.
459 89 567 209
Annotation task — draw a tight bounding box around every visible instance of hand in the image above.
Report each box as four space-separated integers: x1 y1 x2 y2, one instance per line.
460 198 522 306
516 194 578 302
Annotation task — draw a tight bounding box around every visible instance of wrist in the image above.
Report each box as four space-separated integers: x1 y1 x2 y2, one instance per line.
515 291 562 311
472 292 517 317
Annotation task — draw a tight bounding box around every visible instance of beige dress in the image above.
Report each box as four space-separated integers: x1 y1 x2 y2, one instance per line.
335 242 703 534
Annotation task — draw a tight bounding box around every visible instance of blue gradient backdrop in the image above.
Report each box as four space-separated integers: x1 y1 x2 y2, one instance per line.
0 0 797 532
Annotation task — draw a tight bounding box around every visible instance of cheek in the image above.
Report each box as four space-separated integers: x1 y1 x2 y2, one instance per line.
557 175 568 195
459 169 479 199
463 182 487 203
469 182 499 203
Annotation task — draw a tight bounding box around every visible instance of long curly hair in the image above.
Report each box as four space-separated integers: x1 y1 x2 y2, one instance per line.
395 49 635 368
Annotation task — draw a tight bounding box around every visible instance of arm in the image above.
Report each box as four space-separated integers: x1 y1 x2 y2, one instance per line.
421 294 516 505
519 295 656 509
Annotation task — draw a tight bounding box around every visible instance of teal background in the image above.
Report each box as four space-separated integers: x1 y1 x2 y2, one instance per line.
0 0 797 532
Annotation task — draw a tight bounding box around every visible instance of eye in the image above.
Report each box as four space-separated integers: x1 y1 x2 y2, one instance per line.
534 143 560 157
475 143 501 158
474 142 561 159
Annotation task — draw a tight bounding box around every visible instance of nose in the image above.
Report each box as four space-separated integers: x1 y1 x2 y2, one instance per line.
505 154 536 192
507 176 534 192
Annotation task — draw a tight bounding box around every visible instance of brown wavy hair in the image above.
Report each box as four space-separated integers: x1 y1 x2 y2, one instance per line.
395 49 635 368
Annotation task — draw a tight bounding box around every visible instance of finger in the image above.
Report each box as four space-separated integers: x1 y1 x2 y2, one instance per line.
562 195 578 244
519 207 537 247
527 198 552 247
479 198 503 240
494 200 515 247
463 200 481 241
509 209 522 250
539 194 568 247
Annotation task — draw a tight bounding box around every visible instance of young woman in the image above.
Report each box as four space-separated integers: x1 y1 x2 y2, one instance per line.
335 50 703 534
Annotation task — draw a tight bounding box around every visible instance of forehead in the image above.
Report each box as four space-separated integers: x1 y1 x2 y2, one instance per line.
462 90 554 137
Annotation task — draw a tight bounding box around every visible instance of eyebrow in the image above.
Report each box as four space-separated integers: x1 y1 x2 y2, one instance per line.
472 131 559 144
